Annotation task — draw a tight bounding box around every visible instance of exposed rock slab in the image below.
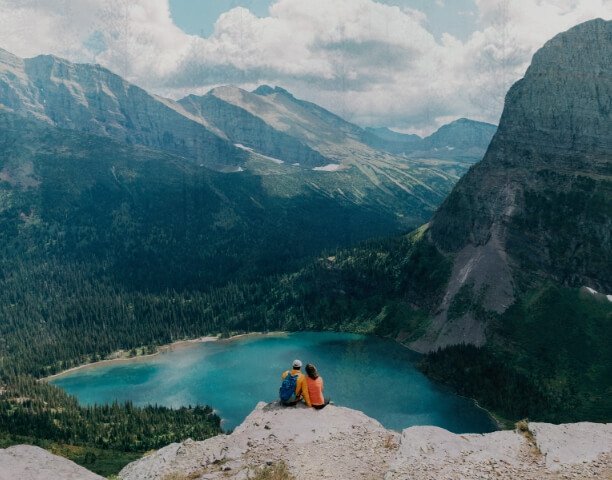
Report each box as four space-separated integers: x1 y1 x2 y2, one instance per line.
118 403 611 480
0 445 104 480
530 421 612 469
119 402 398 480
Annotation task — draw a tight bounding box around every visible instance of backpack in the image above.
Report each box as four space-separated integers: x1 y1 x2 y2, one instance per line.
279 372 298 402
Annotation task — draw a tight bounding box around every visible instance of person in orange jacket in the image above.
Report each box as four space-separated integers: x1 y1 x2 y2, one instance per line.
305 363 330 409
279 359 311 407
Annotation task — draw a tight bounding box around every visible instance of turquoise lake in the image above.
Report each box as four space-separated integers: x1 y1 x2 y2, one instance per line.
52 332 496 433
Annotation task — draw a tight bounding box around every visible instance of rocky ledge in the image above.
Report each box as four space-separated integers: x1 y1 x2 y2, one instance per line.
2 403 610 479
118 403 611 480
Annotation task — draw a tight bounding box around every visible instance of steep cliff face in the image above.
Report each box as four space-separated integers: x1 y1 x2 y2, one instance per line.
415 19 612 351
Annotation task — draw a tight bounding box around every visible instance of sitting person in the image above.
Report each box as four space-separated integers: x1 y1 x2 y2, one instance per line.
305 363 330 410
279 359 311 407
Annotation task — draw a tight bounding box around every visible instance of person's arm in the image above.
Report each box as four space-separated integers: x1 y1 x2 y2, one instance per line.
281 371 287 380
299 376 311 407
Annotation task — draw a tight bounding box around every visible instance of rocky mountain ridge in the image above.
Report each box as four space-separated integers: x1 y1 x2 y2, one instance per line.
0 48 245 169
0 45 494 175
4 403 610 480
413 18 612 352
365 118 497 161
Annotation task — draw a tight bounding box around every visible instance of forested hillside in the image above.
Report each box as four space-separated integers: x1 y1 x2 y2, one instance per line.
0 101 465 474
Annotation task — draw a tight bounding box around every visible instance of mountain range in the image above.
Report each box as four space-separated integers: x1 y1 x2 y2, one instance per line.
365 118 496 161
0 47 493 172
0 46 497 253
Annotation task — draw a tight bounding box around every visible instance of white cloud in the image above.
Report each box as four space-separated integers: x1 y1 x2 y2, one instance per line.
0 0 610 133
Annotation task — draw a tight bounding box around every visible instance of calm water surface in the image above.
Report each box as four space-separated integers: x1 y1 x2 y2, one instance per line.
52 332 496 432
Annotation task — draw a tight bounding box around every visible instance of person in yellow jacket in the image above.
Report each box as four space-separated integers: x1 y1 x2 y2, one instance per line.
279 359 311 407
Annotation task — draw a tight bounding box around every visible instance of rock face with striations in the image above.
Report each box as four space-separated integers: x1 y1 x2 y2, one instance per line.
412 19 612 352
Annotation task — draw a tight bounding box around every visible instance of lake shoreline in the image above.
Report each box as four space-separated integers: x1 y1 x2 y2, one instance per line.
42 331 288 382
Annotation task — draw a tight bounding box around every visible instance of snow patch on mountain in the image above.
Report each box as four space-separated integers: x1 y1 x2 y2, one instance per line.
313 163 344 172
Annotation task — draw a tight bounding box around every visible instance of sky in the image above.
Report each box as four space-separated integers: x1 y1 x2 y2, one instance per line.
169 0 479 41
0 0 610 134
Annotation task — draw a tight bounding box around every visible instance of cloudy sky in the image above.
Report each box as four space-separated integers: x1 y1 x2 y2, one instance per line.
0 0 610 134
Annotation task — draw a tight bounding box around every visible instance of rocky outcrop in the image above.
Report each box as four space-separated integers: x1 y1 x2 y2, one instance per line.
416 19 612 351
117 402 611 480
0 445 104 480
2 404 610 479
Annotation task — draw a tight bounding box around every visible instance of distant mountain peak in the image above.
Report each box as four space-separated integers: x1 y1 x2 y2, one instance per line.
252 85 294 98
364 119 496 157
444 118 493 127
208 85 248 102
252 84 275 95
423 118 497 151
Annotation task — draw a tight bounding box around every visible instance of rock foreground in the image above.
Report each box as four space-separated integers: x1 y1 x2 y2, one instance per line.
0 445 104 480
115 402 612 480
1 403 609 479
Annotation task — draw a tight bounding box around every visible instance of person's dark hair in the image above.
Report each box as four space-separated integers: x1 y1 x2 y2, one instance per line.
305 363 319 379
